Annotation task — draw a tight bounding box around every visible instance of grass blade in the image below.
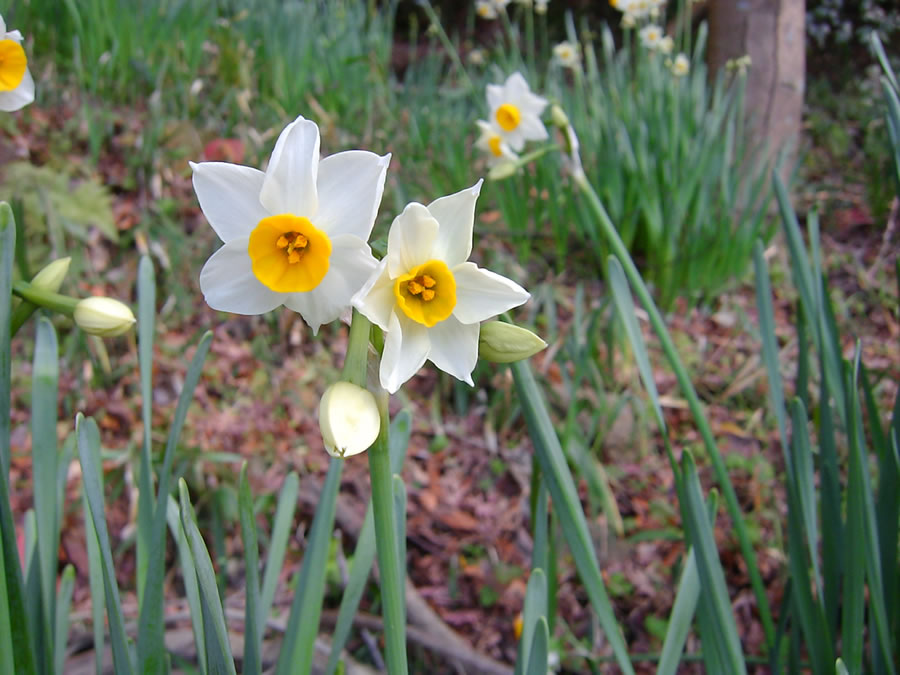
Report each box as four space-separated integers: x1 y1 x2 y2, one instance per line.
392 474 407 629
608 257 665 430
516 568 547 675
325 411 411 675
1 202 14 480
524 616 549 675
32 317 59 663
680 452 746 674
136 255 155 610
238 464 261 675
77 414 134 675
54 564 75 675
512 360 634 675
166 496 205 675
138 330 213 675
258 471 299 644
179 480 236 675
275 458 343 675
83 438 106 675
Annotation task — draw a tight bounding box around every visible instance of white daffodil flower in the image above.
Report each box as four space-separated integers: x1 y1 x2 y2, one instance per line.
475 0 498 19
670 53 690 77
475 119 519 167
639 24 664 49
486 72 548 152
552 41 581 68
353 181 530 394
192 115 390 333
534 0 549 14
0 14 35 112
658 35 674 55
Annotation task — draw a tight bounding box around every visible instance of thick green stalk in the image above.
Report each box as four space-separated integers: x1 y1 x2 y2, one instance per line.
572 170 776 648
11 281 79 315
368 390 408 674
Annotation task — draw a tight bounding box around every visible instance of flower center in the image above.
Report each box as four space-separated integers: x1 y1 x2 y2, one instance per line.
0 39 27 92
394 259 456 327
247 214 331 293
488 135 503 157
495 103 521 133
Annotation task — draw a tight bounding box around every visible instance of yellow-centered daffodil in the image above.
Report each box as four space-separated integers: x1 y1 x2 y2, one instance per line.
486 72 548 152
353 181 530 393
0 14 34 112
192 116 390 333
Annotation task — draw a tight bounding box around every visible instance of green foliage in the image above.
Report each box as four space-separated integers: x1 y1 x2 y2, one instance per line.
0 163 117 248
754 177 899 673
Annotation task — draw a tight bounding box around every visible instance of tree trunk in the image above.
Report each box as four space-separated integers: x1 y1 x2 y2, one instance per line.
708 0 806 179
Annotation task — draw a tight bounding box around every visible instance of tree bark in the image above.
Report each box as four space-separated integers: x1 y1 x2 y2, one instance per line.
708 0 806 179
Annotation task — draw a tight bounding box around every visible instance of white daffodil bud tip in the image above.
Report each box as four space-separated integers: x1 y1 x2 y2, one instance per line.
479 321 546 363
31 257 71 293
74 297 136 337
319 381 381 459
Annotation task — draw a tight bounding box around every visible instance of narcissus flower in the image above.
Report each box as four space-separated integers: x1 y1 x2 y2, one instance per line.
0 14 35 112
475 120 518 167
192 116 389 333
486 72 548 152
639 24 663 49
475 0 498 19
353 181 530 393
670 53 690 77
534 0 549 14
552 41 581 68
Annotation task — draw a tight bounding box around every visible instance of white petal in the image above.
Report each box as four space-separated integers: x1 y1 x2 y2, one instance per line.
451 262 530 324
427 180 482 267
259 116 320 217
0 69 34 112
0 17 7 34
486 83 504 112
505 71 531 99
199 238 283 315
353 258 395 331
386 202 439 278
427 316 478 386
380 312 430 394
518 115 549 143
190 161 268 243
503 128 527 153
315 150 390 239
520 92 549 116
282 234 377 334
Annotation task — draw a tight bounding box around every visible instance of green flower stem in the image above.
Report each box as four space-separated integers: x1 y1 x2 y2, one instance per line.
572 170 777 648
416 1 475 94
343 309 371 385
368 388 408 674
12 281 79 315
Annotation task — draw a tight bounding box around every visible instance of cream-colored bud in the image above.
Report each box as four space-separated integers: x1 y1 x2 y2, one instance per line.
488 160 519 181
550 104 570 130
479 322 547 363
318 381 381 458
30 258 71 293
73 297 136 337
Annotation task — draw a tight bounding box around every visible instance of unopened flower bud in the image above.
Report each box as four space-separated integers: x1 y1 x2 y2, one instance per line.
73 297 136 337
479 321 547 363
319 381 381 458
550 104 570 130
30 258 71 293
488 160 519 181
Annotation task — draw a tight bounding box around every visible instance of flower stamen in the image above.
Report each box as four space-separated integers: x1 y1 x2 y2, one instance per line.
248 214 332 293
495 103 521 132
395 261 456 327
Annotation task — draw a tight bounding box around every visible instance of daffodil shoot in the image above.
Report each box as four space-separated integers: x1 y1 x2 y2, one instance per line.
192 115 390 333
353 181 530 394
